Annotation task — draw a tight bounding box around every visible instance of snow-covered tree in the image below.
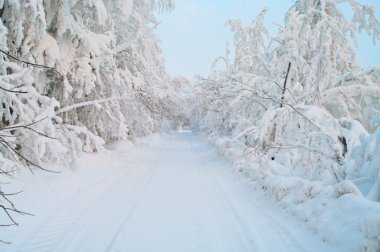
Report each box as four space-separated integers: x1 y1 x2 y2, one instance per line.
193 0 380 187
0 0 178 229
0 0 177 162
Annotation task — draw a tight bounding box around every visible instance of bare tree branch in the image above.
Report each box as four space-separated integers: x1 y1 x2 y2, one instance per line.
280 62 291 108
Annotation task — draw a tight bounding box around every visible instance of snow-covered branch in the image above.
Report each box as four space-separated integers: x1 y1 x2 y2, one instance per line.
55 96 131 114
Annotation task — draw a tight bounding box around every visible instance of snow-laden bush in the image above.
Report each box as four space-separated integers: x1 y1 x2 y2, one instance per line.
0 9 66 171
192 0 380 185
346 123 380 202
212 131 380 251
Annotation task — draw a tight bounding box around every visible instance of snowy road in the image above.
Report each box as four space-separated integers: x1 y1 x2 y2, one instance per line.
4 132 342 252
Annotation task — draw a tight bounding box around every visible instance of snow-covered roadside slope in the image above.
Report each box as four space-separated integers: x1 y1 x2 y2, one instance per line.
1 132 342 252
213 135 380 252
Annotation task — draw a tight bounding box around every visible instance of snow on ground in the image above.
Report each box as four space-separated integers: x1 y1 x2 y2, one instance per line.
1 132 344 252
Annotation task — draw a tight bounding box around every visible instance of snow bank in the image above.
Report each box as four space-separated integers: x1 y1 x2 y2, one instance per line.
212 135 380 252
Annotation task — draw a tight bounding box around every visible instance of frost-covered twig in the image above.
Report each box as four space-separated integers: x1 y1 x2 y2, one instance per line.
0 86 27 94
0 137 59 173
2 117 48 131
264 143 334 160
0 191 32 227
322 85 380 99
0 49 63 77
1 117 56 140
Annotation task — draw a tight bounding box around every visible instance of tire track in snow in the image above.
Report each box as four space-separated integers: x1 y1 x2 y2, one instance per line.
9 133 342 252
61 139 175 252
185 133 337 252
104 137 173 251
205 145 335 252
209 162 306 251
15 152 158 252
189 139 256 252
104 153 158 251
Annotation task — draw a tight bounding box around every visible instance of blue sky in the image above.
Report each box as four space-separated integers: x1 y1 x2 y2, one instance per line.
156 0 380 80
